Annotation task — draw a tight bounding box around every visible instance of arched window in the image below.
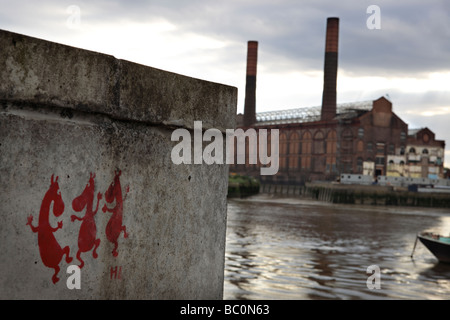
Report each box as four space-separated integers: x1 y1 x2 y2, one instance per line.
313 131 324 154
422 148 429 154
288 132 300 169
279 133 287 169
409 147 416 154
326 130 337 153
301 131 312 153
277 133 287 154
289 132 300 154
326 130 337 173
301 131 312 170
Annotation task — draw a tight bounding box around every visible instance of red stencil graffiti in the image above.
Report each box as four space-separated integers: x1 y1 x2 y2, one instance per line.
27 171 129 284
103 170 129 257
26 175 73 284
71 172 102 268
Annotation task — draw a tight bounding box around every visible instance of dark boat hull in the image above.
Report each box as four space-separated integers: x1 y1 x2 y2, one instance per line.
418 234 450 264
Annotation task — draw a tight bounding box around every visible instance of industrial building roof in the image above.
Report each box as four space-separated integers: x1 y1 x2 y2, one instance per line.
254 100 373 126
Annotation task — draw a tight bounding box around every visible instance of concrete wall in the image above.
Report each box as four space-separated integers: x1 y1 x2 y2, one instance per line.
0 30 237 299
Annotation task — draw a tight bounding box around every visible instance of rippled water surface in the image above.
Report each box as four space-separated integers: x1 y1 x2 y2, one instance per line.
224 194 450 300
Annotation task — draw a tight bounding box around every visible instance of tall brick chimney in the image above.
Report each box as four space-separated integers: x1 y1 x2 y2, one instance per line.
243 41 258 127
321 17 339 121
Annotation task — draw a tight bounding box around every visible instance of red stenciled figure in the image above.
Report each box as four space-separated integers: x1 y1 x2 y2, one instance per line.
26 175 72 284
71 172 102 268
103 170 129 257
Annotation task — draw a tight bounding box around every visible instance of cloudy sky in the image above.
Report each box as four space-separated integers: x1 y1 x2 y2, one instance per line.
1 0 449 165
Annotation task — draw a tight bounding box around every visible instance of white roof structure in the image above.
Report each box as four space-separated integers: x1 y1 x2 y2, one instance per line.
254 100 373 126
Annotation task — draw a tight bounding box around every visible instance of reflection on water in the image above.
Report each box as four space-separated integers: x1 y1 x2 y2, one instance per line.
224 194 450 300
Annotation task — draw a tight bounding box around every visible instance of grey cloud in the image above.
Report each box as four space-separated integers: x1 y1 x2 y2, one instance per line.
4 0 448 76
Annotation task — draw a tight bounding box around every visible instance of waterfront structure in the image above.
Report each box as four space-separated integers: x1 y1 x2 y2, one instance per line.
0 29 235 299
230 17 446 184
386 128 445 179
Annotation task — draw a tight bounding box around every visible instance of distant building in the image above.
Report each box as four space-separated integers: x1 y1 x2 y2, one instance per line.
230 17 446 184
387 128 445 179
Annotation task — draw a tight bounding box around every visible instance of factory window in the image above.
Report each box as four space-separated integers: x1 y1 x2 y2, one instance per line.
301 131 312 154
289 133 300 154
326 130 337 154
400 132 406 141
280 133 288 155
358 128 364 138
400 146 405 155
313 131 325 154
288 132 300 170
376 143 385 154
367 142 373 152
375 157 385 165
422 148 429 154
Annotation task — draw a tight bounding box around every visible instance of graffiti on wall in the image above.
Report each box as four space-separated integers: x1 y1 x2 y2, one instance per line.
26 170 129 284
103 170 129 257
26 175 73 284
71 172 102 269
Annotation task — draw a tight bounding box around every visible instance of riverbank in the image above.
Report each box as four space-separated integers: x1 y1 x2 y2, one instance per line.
259 182 450 208
227 174 260 198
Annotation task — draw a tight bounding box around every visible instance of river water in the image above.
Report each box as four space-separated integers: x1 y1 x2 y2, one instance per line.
223 194 450 300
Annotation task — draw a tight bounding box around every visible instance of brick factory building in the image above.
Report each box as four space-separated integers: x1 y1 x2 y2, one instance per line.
231 17 445 184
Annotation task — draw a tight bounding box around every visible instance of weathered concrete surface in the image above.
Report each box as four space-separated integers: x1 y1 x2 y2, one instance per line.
0 29 236 299
0 30 235 132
